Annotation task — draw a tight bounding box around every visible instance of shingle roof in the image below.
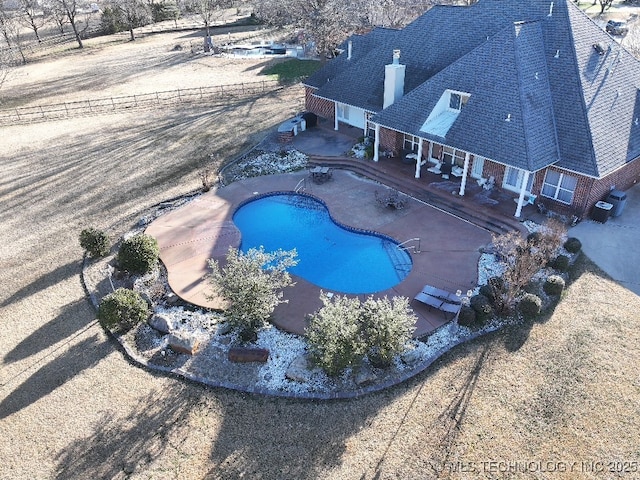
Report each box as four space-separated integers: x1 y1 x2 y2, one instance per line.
372 21 558 172
306 0 640 178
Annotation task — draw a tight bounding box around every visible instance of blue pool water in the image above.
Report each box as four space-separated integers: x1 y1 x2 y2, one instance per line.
232 193 412 294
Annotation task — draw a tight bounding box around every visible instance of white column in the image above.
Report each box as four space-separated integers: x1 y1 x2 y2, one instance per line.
514 170 530 218
373 124 380 162
334 103 339 131
415 138 424 178
427 142 433 163
459 152 470 196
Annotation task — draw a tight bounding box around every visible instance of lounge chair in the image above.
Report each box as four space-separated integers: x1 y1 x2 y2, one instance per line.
451 165 464 177
421 285 461 304
414 292 444 309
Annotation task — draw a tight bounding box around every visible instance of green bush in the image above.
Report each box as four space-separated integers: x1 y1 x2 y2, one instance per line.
518 293 542 319
564 237 582 254
470 294 493 322
79 227 110 258
360 296 415 368
543 275 565 296
550 254 570 272
98 288 149 331
457 306 477 327
306 294 415 375
306 294 366 376
118 234 160 275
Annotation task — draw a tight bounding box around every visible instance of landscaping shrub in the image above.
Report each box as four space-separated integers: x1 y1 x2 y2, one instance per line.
550 254 570 272
518 293 542 319
79 227 110 258
543 275 565 296
360 296 415 368
470 294 493 322
207 247 297 341
306 294 366 376
564 237 582 254
118 234 160 275
457 306 477 327
98 288 149 331
526 231 543 246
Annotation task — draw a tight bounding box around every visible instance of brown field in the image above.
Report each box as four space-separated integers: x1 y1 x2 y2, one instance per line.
1 28 639 480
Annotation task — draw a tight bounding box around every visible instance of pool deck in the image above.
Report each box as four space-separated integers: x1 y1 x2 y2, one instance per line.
146 170 492 338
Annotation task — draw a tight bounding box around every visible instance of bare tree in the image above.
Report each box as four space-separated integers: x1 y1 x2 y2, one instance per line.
18 0 49 42
0 8 27 64
597 0 614 14
186 0 233 38
53 0 88 48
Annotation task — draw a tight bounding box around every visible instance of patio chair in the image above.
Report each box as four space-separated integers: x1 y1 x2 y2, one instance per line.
440 163 452 180
483 176 495 190
421 285 461 304
427 162 442 174
451 165 464 177
414 292 444 309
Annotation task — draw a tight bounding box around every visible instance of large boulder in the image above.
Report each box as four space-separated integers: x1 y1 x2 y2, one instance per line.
148 313 177 334
285 355 312 383
167 332 201 355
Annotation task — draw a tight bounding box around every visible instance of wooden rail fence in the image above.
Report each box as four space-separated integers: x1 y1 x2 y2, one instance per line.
0 80 281 125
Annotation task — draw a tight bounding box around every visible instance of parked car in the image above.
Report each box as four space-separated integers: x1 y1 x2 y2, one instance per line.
606 20 629 36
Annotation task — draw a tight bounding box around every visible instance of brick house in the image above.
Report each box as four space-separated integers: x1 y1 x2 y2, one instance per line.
303 0 640 219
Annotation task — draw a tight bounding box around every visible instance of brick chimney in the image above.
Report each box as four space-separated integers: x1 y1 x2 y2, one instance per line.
383 49 405 109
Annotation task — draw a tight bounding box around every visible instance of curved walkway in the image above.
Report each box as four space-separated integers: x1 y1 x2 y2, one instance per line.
146 171 492 338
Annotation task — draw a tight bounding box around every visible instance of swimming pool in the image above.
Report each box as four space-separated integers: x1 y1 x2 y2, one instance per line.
232 193 412 294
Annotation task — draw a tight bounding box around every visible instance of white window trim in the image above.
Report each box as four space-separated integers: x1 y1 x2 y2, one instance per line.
471 156 484 179
403 134 419 151
541 170 577 205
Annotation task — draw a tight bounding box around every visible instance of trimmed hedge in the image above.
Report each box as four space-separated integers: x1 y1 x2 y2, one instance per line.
80 227 110 258
544 275 565 296
564 237 582 254
518 293 542 318
118 234 159 274
457 306 477 327
550 254 570 272
98 288 149 331
470 294 493 322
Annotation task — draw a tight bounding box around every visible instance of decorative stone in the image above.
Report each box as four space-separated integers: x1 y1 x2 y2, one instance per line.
148 313 176 334
285 355 312 383
167 333 201 355
228 347 269 363
165 293 179 304
354 366 378 386
401 348 422 366
216 322 233 335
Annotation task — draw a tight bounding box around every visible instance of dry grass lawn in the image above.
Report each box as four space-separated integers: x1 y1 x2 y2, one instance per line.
1 29 639 480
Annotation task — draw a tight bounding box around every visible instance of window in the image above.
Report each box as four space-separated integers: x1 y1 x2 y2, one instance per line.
503 166 534 193
449 92 469 111
403 134 419 151
337 104 349 120
541 170 577 204
442 146 455 164
365 112 375 138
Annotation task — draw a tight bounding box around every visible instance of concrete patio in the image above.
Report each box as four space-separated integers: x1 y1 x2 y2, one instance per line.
146 170 492 338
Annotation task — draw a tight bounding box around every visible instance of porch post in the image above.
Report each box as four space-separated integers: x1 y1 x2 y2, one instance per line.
373 124 380 162
514 170 530 218
415 138 424 178
458 152 470 196
334 103 339 131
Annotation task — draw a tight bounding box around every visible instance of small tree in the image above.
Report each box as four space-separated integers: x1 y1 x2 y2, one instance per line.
207 247 298 341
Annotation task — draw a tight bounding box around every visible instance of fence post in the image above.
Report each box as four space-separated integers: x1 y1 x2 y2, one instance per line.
40 105 45 118
65 103 69 115
15 109 20 120
111 97 115 110
200 87 203 100
177 89 181 102
134 95 138 107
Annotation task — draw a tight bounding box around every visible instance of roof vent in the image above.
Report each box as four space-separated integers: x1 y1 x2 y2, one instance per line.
505 113 512 122
554 49 560 58
593 43 606 55
535 72 539 80
635 117 639 126
548 2 554 16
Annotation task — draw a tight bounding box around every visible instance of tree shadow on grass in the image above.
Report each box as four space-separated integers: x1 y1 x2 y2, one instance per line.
0 260 78 308
202 393 389 480
3 298 94 364
54 382 206 479
0 332 105 419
